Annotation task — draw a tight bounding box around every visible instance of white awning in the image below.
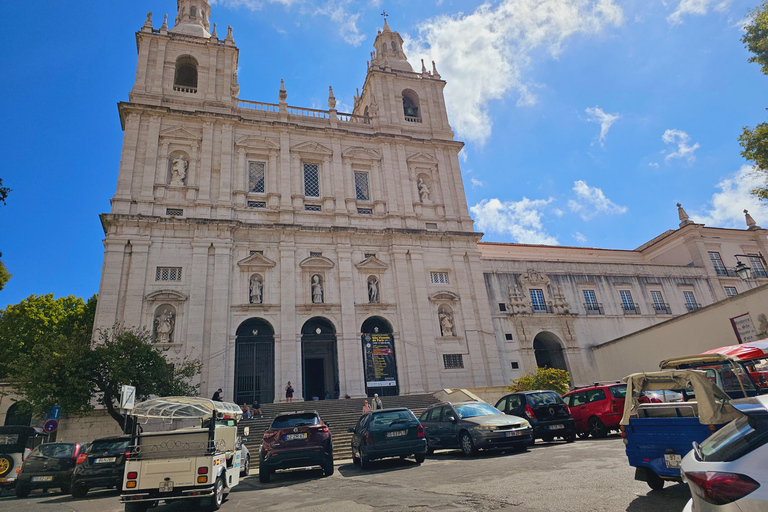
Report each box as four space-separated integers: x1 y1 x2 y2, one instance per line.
131 397 243 421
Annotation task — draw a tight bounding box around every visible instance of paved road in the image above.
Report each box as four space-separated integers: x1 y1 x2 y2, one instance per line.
0 435 691 512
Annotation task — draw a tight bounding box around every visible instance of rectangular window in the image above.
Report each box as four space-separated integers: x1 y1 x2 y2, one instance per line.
430 272 449 284
310 252 322 257
620 290 635 311
709 252 728 276
505 333 513 341
651 290 669 314
357 208 373 215
510 361 520 369
354 171 370 201
683 291 698 311
583 290 602 314
155 267 182 282
529 289 547 312
443 354 464 369
364 253 375 259
247 201 266 209
303 163 320 197
250 250 263 256
725 286 738 297
749 255 767 278
248 162 266 193
498 303 507 312
166 208 183 216
425 222 438 230
304 204 321 212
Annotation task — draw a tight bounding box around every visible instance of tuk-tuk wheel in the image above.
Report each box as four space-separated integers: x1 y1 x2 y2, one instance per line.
15 484 31 498
205 475 225 511
124 502 150 512
647 471 665 491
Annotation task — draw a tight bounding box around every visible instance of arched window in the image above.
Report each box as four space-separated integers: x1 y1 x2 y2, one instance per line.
402 89 420 119
174 56 198 91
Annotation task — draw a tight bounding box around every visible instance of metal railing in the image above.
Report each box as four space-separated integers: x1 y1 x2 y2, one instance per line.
622 303 641 315
531 302 554 314
653 303 672 315
583 303 604 315
685 303 701 312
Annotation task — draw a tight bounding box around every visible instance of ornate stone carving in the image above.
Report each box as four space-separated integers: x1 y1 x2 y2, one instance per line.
367 276 379 303
170 157 188 186
518 269 550 288
154 306 175 343
439 306 455 337
249 275 263 304
312 274 324 303
417 177 431 203
551 285 572 315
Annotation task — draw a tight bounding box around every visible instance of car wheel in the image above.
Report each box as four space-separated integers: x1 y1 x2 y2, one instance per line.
564 433 576 443
258 461 271 483
646 471 665 491
541 434 554 443
60 483 71 495
588 417 608 438
414 453 425 464
205 475 225 511
459 431 476 456
323 458 334 477
0 455 14 478
15 484 31 498
360 454 371 470
72 483 89 498
240 454 250 476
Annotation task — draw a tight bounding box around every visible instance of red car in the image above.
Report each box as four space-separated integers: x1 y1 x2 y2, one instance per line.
258 411 333 483
562 383 626 438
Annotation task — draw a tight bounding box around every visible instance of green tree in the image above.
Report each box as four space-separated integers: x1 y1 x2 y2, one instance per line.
0 177 9 206
508 367 571 396
739 1 768 199
0 258 10 291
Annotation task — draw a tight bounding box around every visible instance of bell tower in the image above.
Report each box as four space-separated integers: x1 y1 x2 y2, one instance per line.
171 0 212 38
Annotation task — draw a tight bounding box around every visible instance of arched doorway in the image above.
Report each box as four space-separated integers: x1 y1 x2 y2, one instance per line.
361 316 398 397
4 402 32 426
533 332 569 372
234 318 275 404
301 317 338 400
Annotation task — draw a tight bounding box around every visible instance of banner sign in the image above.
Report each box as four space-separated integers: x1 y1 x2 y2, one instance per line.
731 313 758 344
362 333 398 388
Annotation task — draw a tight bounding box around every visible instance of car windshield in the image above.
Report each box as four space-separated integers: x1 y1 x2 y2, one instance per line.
271 413 320 429
0 434 19 445
89 440 130 454
368 410 416 431
454 403 502 419
697 414 768 462
609 385 627 398
528 392 563 406
31 444 76 458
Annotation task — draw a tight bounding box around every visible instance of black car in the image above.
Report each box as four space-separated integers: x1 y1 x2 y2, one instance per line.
259 411 333 483
348 408 427 469
71 435 131 498
495 391 576 443
15 442 82 497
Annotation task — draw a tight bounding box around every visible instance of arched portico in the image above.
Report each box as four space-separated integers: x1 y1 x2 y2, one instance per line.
301 317 338 400
234 318 275 404
361 316 398 397
533 331 569 373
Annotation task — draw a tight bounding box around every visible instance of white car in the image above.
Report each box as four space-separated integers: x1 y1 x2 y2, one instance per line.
681 395 768 512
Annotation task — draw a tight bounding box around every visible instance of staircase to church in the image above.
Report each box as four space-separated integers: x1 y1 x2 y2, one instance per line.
237 394 441 461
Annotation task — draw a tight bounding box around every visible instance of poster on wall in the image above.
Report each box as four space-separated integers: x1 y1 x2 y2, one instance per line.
731 312 758 344
362 333 398 389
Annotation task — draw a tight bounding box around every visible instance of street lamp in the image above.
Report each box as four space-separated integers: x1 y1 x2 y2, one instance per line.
733 252 767 282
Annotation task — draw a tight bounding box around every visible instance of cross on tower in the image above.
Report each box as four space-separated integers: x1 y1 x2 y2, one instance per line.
381 11 388 21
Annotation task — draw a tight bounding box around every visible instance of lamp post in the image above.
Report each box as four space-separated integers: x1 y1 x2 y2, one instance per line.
733 253 768 286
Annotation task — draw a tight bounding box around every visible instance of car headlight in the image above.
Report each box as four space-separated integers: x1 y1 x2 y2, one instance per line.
518 420 531 428
474 425 497 432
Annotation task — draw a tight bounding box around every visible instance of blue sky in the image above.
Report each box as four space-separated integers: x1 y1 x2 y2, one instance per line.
1 0 767 308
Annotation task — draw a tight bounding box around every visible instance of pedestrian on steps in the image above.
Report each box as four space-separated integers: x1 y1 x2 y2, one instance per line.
371 393 383 411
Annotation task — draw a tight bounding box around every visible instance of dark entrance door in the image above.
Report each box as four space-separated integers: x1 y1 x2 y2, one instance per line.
361 316 398 397
533 332 568 373
234 318 275 404
301 317 338 401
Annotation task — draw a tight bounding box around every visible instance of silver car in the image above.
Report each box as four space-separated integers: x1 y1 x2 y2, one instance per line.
681 395 768 512
418 401 532 456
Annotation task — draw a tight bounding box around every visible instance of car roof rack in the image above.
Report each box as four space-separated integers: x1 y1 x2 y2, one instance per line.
569 380 623 391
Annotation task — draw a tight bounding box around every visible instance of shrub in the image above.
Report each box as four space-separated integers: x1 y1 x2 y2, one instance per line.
508 367 570 396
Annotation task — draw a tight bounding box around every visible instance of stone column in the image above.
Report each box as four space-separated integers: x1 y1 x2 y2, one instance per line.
139 116 162 208
93 239 129 331
198 121 214 203
218 123 234 208
210 243 233 399
235 147 246 206
114 114 141 205
187 242 212 365
390 248 426 393
122 240 152 328
337 245 365 396
153 40 168 94
278 240 299 401
279 133 292 211
156 142 170 187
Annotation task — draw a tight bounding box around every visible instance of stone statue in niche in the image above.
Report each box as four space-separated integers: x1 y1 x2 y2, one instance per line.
170 157 188 186
312 275 324 303
154 307 175 343
368 277 379 303
418 177 431 203
249 275 263 304
439 307 455 337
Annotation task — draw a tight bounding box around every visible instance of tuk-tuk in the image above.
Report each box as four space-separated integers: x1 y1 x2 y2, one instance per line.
120 397 244 512
0 426 48 489
620 370 742 490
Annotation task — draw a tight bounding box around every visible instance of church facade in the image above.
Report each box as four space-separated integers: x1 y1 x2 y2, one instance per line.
94 1 768 403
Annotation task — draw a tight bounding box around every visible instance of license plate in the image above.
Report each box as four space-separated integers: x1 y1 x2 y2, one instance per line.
548 424 564 430
95 457 116 464
386 430 407 438
285 433 307 441
0 477 8 483
32 476 54 482
505 430 522 437
159 481 174 492
664 454 682 469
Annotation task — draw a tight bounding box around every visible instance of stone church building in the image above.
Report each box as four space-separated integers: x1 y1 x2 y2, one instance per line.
94 1 768 404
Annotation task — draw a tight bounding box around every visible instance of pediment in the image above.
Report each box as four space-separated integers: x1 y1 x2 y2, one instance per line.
237 253 277 269
291 141 333 156
342 146 382 161
235 136 279 151
429 290 460 302
159 126 202 141
298 255 335 270
354 256 388 271
406 152 438 165
145 289 188 302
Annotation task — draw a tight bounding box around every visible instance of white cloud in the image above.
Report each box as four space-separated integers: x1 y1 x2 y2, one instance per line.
572 232 588 244
662 129 700 164
667 0 733 26
691 165 768 228
470 197 559 245
405 0 624 145
649 162 659 168
567 180 628 220
585 106 619 147
470 178 485 188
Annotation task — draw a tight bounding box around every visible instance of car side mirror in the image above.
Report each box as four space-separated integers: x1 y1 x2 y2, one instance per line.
243 427 250 437
347 428 355 433
446 416 456 422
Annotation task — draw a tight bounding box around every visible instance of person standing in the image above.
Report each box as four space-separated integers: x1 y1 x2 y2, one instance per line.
285 381 294 403
371 393 383 410
362 400 371 414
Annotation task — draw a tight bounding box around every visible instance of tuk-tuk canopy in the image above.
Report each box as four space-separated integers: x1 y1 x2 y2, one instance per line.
621 370 742 426
130 397 242 421
701 338 768 360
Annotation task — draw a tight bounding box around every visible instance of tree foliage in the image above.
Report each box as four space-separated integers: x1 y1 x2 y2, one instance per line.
508 367 571 396
740 2 768 200
0 259 10 291
0 177 9 206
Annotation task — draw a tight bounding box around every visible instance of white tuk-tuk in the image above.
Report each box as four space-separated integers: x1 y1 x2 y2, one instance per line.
120 397 246 512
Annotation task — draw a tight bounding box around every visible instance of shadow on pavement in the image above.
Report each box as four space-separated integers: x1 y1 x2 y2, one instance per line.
626 482 691 512
336 457 422 476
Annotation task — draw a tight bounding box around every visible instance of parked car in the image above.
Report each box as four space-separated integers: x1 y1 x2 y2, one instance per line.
495 391 576 443
562 383 626 438
0 426 47 490
348 408 426 469
70 435 130 498
259 411 333 483
681 394 768 511
15 442 83 497
419 401 532 456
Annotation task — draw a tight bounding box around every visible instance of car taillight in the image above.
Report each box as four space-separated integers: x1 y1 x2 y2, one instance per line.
524 405 536 420
198 467 208 474
417 425 424 438
124 450 131 459
685 472 761 505
76 453 88 464
127 472 138 479
564 404 571 416
365 432 374 444
610 400 618 413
